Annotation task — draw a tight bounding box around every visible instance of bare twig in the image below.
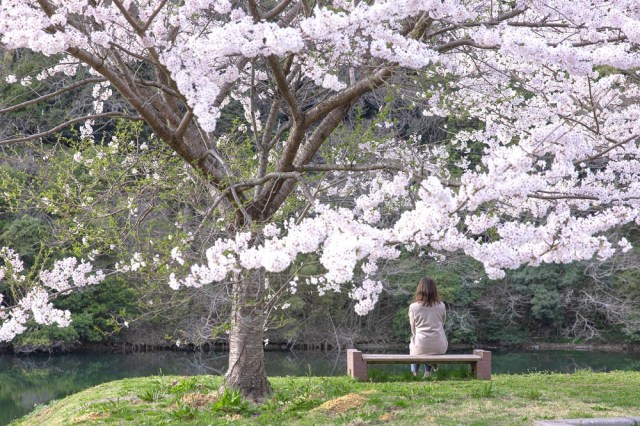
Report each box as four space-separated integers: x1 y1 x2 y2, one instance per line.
0 78 106 114
0 112 142 146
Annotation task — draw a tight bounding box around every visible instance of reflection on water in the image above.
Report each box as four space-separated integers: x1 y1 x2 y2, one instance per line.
1 349 639 425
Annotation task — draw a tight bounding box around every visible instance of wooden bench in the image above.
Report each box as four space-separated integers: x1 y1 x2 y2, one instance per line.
347 349 491 381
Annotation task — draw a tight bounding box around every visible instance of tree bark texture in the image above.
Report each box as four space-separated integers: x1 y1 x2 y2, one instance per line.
224 268 271 401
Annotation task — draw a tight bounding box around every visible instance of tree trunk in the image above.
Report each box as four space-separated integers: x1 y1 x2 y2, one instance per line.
224 268 271 401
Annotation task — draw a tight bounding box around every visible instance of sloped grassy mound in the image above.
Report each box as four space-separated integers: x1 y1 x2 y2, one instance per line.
13 370 640 425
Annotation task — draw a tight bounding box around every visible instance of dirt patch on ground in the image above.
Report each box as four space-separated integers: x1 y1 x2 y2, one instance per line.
72 412 110 424
225 414 242 420
313 393 367 413
379 403 405 422
181 391 219 407
30 407 54 423
89 395 141 405
379 412 395 422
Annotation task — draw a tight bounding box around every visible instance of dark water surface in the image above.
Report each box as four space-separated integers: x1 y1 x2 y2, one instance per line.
1 349 640 425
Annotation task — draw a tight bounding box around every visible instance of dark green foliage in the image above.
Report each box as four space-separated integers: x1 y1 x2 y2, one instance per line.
11 323 80 353
384 251 640 346
0 51 83 141
7 277 137 352
479 320 529 346
0 215 45 268
510 263 582 327
53 277 137 343
0 125 198 352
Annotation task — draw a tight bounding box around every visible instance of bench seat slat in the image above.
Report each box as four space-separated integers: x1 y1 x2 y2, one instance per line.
362 354 481 364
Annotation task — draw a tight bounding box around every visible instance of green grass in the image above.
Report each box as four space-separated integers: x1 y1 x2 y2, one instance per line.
11 370 640 425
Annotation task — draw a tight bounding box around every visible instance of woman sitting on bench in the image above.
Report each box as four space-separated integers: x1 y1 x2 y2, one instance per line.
409 277 448 377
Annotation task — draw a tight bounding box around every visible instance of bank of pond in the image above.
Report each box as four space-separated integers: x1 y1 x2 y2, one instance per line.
2 349 640 425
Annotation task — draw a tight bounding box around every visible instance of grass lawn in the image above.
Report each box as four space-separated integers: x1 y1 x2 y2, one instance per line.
12 369 640 425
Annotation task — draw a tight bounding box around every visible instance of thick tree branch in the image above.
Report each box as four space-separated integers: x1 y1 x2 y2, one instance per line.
263 0 294 20
141 0 168 32
175 110 194 140
36 0 55 16
66 47 173 142
254 104 352 218
267 55 303 125
112 0 143 32
296 105 351 166
305 67 394 125
255 99 283 195
587 77 600 135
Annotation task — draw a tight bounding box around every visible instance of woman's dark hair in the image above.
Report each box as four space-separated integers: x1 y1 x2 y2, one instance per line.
414 277 440 307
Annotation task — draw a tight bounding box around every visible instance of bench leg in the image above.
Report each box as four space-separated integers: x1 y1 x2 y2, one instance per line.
347 349 368 381
472 350 492 380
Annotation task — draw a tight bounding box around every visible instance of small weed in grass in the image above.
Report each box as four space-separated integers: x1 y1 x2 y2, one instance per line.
168 377 198 394
261 396 285 413
170 401 198 421
358 409 386 423
138 388 162 403
148 376 170 394
469 420 493 426
137 375 175 402
432 366 472 380
472 382 494 398
367 369 392 382
288 396 321 411
319 377 350 397
525 389 542 400
368 369 423 382
568 411 594 419
592 405 610 411
393 399 410 408
103 398 131 416
366 395 385 407
211 388 253 415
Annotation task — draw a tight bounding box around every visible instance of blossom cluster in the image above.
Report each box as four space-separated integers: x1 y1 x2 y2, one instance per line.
0 248 105 342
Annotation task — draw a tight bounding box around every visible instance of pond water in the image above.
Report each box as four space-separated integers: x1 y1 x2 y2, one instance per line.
1 349 640 425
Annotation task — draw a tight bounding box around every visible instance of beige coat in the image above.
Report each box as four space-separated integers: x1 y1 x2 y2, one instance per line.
409 301 448 355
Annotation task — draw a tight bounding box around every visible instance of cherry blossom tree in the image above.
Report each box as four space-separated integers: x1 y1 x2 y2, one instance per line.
1 0 640 400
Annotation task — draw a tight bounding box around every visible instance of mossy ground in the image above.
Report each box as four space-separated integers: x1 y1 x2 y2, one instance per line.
12 369 640 425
